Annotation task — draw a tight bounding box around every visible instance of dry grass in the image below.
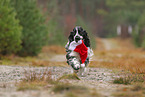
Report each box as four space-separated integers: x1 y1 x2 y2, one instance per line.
0 45 67 67
113 91 143 97
52 83 88 93
113 74 145 85
17 68 57 91
95 38 105 51
53 83 102 97
0 55 37 66
58 73 80 80
90 52 145 74
0 52 67 67
42 45 66 54
113 83 145 97
17 81 46 91
31 60 67 67
131 83 145 91
91 38 145 74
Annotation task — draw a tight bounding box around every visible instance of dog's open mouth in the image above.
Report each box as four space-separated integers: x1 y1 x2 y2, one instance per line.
75 36 81 43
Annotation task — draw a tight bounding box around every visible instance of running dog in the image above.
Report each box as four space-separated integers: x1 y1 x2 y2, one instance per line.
65 26 93 76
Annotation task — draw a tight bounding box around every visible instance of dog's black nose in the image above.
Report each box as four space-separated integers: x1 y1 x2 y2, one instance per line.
75 36 81 42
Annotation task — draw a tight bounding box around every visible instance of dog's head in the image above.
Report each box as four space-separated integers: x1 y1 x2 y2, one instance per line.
68 26 90 47
70 26 86 42
72 26 83 43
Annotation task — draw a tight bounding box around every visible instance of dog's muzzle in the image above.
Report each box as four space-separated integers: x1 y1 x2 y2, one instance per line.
75 36 81 42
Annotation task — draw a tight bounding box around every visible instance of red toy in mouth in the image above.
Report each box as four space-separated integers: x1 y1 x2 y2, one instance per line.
74 40 88 64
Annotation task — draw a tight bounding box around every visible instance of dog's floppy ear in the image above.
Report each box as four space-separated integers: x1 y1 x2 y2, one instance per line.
68 31 74 43
83 30 90 47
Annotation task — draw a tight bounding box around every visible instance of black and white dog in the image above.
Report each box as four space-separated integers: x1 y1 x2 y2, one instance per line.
65 26 93 76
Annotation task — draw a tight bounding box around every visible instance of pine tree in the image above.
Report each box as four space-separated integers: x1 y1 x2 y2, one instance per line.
12 0 48 56
0 0 22 55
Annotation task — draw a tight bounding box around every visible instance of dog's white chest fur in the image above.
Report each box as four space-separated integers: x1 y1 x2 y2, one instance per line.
69 51 80 57
68 40 82 51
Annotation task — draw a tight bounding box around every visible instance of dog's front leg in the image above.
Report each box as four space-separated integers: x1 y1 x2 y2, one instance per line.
79 67 87 76
79 63 87 76
68 57 80 74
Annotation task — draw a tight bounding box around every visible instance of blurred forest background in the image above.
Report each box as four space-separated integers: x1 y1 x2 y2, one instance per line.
1 0 145 56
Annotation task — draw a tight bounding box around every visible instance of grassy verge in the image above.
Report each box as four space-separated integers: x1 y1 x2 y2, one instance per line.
90 49 145 74
53 83 101 97
0 45 67 67
58 73 80 80
112 83 145 97
0 57 67 67
90 38 145 74
113 74 145 85
17 68 57 91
